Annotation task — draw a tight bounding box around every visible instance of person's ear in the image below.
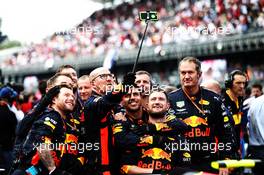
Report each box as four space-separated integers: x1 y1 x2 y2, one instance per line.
91 80 95 86
197 72 202 80
166 102 170 110
145 102 149 110
52 97 57 104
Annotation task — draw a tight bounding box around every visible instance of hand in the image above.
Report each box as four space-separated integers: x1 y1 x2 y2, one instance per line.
164 115 188 133
219 168 229 175
122 72 136 88
32 85 62 115
15 85 62 138
114 112 127 121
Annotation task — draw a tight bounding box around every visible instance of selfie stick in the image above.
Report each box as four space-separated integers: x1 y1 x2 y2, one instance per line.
132 18 150 73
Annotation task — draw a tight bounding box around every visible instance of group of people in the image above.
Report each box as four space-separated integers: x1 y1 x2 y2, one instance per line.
0 56 263 175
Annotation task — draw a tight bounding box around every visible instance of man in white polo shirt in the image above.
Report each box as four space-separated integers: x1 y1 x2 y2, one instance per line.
247 94 264 175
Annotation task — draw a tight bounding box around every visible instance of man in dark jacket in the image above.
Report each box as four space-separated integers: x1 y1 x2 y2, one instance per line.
0 87 17 172
169 57 236 173
223 70 247 158
13 85 80 175
83 67 136 175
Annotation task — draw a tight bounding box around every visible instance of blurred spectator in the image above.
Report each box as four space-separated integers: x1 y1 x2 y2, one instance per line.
247 94 264 175
0 86 24 122
1 0 264 69
201 79 222 95
20 93 34 114
0 87 17 172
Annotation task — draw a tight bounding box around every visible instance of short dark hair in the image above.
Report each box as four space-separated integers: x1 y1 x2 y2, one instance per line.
136 70 152 78
251 83 263 91
136 70 153 86
149 88 169 102
56 65 76 74
47 73 73 88
225 70 248 89
38 80 47 96
179 57 201 73
79 75 90 81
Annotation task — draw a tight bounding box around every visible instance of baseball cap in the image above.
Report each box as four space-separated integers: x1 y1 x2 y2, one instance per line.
0 86 18 99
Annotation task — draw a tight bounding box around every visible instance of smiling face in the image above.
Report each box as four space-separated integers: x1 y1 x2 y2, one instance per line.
78 78 92 102
147 91 170 118
53 87 76 114
122 87 142 113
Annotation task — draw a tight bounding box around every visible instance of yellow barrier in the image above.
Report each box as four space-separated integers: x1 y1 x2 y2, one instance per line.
211 159 261 169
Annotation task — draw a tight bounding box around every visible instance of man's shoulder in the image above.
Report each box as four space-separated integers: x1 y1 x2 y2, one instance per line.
250 95 264 109
35 109 62 126
168 89 182 98
86 94 102 104
201 88 222 101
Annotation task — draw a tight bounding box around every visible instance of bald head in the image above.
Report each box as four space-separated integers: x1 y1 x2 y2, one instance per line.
201 79 222 95
89 67 111 82
89 67 115 95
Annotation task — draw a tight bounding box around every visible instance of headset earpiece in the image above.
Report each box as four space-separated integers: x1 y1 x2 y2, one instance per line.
225 70 248 89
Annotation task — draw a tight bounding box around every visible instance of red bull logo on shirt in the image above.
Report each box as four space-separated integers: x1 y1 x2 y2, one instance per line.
183 116 208 127
142 148 171 161
183 116 210 137
185 127 211 138
139 148 172 171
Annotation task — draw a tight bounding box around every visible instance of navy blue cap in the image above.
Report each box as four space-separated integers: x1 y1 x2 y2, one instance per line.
0 86 18 99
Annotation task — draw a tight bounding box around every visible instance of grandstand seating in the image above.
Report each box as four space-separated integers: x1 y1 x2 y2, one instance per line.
1 0 264 85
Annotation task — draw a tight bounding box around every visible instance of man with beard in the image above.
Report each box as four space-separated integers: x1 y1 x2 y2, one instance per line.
13 73 74 157
56 65 82 126
113 88 189 174
223 70 248 158
169 57 235 173
12 85 77 175
12 74 84 175
56 66 87 163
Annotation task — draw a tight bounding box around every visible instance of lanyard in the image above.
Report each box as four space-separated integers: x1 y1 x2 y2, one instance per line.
182 88 205 116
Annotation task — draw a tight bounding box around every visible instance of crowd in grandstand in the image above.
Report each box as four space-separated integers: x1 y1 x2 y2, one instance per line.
1 0 264 69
